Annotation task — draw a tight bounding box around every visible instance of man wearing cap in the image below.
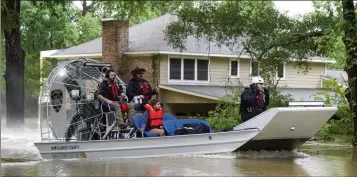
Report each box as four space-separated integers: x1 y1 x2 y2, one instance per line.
126 67 160 113
239 76 270 122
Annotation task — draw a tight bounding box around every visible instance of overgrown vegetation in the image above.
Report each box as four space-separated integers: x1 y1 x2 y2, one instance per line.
164 1 357 146
314 79 353 140
1 1 181 121
206 78 293 132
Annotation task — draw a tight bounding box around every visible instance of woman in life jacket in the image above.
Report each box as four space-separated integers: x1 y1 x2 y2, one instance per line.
140 99 165 136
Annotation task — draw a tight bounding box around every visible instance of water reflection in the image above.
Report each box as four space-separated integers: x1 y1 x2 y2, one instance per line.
235 158 309 176
2 149 356 176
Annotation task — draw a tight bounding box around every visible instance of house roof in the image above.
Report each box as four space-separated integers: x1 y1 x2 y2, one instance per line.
160 85 336 102
48 14 333 63
326 69 348 84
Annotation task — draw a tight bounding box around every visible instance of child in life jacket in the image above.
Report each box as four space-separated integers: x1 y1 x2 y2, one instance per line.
140 99 165 136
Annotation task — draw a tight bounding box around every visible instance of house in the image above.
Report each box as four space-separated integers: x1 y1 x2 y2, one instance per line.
325 69 348 86
40 14 337 118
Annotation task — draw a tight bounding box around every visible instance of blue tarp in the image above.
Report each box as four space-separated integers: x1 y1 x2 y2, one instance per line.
132 114 177 137
133 114 213 137
163 119 213 136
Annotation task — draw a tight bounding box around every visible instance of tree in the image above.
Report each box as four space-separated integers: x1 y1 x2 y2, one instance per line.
1 0 182 127
88 1 183 25
308 0 357 146
1 0 70 127
165 1 330 81
2 0 25 128
164 1 357 146
341 0 357 146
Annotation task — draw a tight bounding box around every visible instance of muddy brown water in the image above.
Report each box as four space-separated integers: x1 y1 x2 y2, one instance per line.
1 118 357 176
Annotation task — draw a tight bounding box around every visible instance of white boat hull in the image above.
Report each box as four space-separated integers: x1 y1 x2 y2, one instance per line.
233 107 338 151
35 129 259 160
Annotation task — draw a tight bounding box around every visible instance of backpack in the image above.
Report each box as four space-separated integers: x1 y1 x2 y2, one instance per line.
174 123 211 135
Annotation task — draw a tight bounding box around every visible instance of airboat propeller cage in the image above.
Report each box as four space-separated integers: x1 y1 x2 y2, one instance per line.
83 62 113 74
39 58 126 140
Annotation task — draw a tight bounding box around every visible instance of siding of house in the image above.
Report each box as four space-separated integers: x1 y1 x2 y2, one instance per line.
159 54 169 85
160 89 217 104
277 62 325 88
53 54 326 89
159 55 326 88
159 55 251 86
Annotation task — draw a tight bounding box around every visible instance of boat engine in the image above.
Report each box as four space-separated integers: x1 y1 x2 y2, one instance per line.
39 58 127 141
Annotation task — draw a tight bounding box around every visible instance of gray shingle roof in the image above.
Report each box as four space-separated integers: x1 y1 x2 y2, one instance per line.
52 38 102 56
50 14 330 62
326 69 348 84
162 85 335 102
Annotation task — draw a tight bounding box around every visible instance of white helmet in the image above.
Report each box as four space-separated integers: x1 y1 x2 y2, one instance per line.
251 76 264 84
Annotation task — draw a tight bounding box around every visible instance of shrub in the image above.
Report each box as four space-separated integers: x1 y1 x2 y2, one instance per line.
314 79 353 140
206 84 293 132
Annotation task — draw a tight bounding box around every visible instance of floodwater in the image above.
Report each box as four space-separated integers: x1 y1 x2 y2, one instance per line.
1 118 357 176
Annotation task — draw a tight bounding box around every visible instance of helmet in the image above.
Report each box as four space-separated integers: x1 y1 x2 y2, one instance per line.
251 76 264 84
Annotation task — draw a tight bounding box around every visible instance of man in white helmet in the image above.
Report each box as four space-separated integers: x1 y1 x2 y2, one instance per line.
239 76 270 122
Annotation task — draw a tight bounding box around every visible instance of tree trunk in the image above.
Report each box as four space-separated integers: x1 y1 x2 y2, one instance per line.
82 0 87 17
342 0 357 147
3 0 25 128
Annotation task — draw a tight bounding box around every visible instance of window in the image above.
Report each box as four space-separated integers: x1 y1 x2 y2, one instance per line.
184 59 195 80
197 60 209 81
276 63 285 79
251 60 259 76
229 59 239 77
169 58 181 80
168 57 210 82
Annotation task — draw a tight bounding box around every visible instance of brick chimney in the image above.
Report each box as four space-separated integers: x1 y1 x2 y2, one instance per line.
102 18 129 79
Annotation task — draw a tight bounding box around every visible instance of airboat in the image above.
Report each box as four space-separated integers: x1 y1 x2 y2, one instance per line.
34 58 337 160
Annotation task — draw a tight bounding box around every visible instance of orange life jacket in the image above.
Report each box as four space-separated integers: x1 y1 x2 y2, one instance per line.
144 104 163 127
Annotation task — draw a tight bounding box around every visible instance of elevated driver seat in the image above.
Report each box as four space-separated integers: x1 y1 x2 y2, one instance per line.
93 89 136 140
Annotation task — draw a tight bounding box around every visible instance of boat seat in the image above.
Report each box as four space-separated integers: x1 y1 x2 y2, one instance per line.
163 119 213 136
93 101 136 140
132 114 177 137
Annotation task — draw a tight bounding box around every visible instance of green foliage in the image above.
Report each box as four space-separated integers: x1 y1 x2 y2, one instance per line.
1 1 180 97
21 1 84 52
206 84 293 132
267 86 294 108
206 89 242 131
164 1 332 75
89 1 182 25
75 12 102 44
25 53 52 96
310 1 346 69
314 79 353 140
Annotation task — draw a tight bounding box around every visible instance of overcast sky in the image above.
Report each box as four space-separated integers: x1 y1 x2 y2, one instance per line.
274 1 314 16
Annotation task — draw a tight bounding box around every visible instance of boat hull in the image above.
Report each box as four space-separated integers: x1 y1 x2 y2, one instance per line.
34 129 259 160
233 107 338 151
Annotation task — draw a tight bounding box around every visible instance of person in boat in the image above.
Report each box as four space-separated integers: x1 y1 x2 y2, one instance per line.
126 67 160 113
239 76 270 122
140 99 165 136
97 69 135 129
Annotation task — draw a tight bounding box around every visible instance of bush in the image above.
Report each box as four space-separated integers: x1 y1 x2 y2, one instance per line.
206 85 293 132
314 79 353 140
206 89 242 131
